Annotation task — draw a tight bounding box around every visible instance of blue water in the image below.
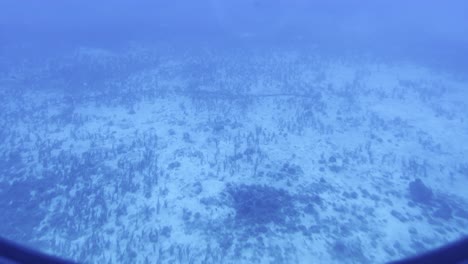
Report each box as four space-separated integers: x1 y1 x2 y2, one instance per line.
1 1 467 263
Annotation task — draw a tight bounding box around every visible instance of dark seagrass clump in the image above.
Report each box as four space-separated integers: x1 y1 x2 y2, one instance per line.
226 184 297 227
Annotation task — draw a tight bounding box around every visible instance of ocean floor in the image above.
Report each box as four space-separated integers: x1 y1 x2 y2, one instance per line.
0 44 467 263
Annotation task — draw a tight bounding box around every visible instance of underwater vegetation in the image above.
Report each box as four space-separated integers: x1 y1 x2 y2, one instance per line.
227 184 296 227
1 40 468 263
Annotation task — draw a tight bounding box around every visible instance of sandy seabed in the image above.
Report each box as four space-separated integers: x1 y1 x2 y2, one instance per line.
0 44 467 264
